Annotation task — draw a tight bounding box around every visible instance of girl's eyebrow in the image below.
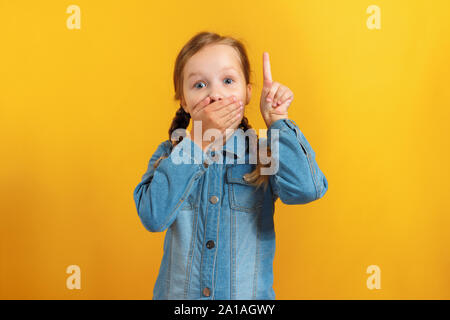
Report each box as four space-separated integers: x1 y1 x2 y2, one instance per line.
187 66 237 79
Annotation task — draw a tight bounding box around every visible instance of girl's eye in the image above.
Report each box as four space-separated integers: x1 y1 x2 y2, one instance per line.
194 81 206 89
193 78 234 89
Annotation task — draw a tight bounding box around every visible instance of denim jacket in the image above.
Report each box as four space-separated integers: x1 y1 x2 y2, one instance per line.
133 118 328 300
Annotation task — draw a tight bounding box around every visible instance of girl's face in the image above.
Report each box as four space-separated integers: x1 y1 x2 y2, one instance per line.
181 44 252 116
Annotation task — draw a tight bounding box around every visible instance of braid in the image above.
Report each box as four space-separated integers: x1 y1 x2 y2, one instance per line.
168 105 191 148
239 116 272 192
238 116 252 131
153 105 190 169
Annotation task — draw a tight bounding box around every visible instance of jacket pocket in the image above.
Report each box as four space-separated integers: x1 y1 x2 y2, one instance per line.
226 164 264 213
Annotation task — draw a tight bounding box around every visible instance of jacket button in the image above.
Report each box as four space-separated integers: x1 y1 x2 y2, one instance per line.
209 195 219 204
203 161 209 168
203 287 210 297
206 240 215 249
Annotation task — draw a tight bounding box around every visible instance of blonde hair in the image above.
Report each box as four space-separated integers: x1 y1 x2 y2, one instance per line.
154 31 272 191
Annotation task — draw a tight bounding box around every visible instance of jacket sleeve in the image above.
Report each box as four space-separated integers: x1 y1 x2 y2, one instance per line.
266 118 328 205
133 137 208 232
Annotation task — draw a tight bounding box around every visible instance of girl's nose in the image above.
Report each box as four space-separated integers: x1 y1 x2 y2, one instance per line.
209 95 223 103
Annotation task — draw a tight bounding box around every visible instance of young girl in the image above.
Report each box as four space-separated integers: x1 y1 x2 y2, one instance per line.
133 31 328 300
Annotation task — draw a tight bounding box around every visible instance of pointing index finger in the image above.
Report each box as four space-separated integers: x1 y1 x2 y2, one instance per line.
263 52 272 82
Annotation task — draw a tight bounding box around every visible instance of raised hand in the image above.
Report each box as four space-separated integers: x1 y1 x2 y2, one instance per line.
260 52 294 127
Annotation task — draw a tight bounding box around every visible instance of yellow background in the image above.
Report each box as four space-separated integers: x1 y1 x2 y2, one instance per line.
1 0 449 299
